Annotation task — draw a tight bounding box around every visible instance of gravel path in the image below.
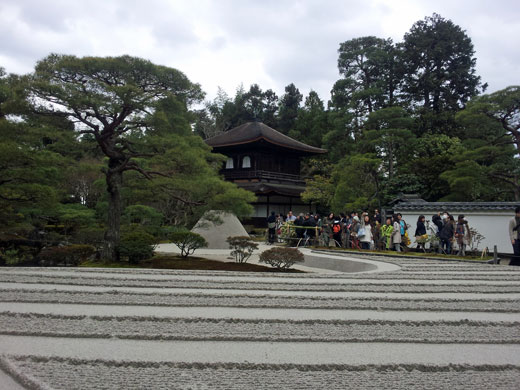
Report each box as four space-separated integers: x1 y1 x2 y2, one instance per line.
1 252 519 389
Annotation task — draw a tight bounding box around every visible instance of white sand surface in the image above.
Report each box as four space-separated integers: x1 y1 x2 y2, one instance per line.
1 281 518 300
1 252 519 389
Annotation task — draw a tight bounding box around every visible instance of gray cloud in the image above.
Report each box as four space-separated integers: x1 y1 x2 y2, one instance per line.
0 0 518 102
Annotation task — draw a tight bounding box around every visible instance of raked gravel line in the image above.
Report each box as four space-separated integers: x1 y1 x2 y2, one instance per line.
1 288 518 312
3 302 520 322
0 312 518 344
2 269 520 284
1 356 519 390
4 283 520 301
1 253 520 389
1 274 520 293
2 337 520 365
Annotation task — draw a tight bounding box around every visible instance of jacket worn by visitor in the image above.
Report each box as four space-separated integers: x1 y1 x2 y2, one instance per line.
392 222 402 244
415 221 426 237
439 221 454 241
509 217 520 242
455 222 471 245
381 224 393 249
360 222 373 243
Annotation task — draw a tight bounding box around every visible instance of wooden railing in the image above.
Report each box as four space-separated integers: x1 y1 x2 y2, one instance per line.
223 170 304 183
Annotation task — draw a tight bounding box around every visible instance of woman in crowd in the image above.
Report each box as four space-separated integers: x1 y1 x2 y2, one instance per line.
397 213 407 237
415 215 427 250
349 215 361 249
340 213 349 248
373 220 382 250
431 214 443 236
359 214 373 250
439 214 455 254
392 214 402 252
332 214 342 246
455 214 471 256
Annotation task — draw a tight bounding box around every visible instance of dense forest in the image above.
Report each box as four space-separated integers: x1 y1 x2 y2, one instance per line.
1 13 519 262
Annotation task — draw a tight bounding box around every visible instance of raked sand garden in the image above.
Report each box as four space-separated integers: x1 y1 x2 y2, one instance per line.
0 246 519 389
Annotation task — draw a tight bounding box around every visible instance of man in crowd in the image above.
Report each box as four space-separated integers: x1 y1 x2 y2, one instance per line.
508 206 520 266
287 210 297 222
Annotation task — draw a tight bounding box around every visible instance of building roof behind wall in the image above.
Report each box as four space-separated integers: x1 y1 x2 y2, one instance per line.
394 201 519 211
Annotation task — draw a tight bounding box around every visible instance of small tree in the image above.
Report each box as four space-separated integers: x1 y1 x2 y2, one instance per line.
468 227 485 252
227 236 258 263
259 247 304 271
169 231 207 258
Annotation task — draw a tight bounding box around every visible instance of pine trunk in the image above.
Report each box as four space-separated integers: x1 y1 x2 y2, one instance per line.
102 160 123 261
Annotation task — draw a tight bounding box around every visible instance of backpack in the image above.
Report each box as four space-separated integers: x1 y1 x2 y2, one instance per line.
333 224 341 234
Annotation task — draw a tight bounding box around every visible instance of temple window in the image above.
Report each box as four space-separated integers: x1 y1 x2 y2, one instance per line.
242 155 251 168
225 157 234 169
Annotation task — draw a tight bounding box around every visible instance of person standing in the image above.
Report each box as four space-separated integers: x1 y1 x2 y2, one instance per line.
415 215 427 251
439 214 455 254
455 215 471 256
267 211 277 244
432 214 443 236
295 213 305 240
286 210 297 222
373 209 381 224
381 217 394 250
321 213 334 247
304 214 317 245
373 220 382 250
359 214 373 250
508 207 520 266
397 213 408 247
331 214 342 247
392 214 402 252
350 216 361 249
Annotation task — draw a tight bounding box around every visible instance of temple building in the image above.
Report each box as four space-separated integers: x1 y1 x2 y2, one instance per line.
205 121 326 225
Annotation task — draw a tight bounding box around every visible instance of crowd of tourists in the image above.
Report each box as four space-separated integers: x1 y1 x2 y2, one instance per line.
266 209 472 256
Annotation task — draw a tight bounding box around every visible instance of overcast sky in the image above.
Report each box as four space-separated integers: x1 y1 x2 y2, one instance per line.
1 0 519 103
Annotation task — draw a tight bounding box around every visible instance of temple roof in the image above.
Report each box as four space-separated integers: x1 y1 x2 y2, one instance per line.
205 121 327 155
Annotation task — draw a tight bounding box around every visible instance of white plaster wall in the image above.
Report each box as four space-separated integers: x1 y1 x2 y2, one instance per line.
396 210 514 254
254 204 268 218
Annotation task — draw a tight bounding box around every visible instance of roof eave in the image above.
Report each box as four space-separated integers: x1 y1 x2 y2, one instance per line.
207 136 327 154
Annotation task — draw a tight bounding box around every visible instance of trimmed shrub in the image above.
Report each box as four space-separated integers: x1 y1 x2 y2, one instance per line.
169 231 208 258
1 248 32 266
118 232 156 264
259 247 304 271
227 236 258 263
71 227 105 248
38 244 96 267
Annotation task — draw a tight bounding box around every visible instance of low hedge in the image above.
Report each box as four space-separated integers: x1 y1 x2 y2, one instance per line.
38 244 96 267
118 232 157 264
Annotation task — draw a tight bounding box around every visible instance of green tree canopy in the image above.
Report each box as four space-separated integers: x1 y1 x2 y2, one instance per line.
401 13 483 135
24 54 255 261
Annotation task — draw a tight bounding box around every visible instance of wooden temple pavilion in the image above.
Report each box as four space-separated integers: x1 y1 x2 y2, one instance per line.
205 121 327 226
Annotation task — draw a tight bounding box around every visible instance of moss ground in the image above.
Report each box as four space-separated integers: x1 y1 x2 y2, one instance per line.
81 255 304 272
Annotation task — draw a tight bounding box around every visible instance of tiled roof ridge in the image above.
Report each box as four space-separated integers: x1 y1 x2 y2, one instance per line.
205 121 327 154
